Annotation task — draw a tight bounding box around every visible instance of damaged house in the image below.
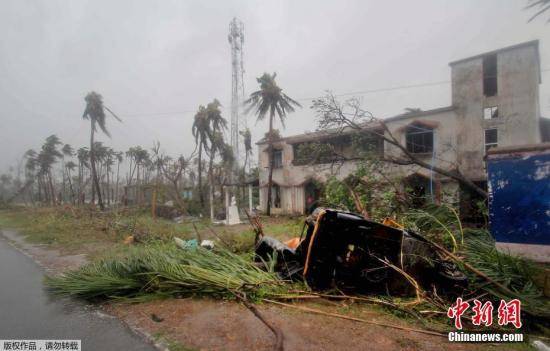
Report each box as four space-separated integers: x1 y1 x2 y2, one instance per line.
257 40 548 216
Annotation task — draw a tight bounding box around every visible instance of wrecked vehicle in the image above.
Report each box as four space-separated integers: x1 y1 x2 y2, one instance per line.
255 208 467 295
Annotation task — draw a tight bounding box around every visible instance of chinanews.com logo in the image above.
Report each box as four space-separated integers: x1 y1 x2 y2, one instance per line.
446 298 524 343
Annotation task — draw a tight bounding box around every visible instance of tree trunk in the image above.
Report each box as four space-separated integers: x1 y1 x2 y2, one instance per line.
67 169 75 204
208 149 215 222
266 115 274 216
106 168 110 206
115 162 120 205
48 172 56 206
90 120 104 210
61 158 66 203
198 143 204 209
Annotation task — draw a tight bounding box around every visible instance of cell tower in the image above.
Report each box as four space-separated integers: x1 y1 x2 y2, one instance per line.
228 17 245 171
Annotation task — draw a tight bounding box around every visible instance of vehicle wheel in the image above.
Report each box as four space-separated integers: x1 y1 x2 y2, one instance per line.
435 261 468 295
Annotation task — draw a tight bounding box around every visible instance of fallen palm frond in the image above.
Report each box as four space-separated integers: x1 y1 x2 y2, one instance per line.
461 228 549 317
403 204 463 252
45 244 291 301
403 206 549 319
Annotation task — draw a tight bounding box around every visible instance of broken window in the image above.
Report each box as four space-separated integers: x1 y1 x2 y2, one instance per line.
483 54 497 97
485 128 498 152
483 106 499 119
272 149 283 168
406 124 433 154
271 184 281 208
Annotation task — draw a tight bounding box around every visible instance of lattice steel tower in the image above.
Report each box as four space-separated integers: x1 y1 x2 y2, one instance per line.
228 17 245 170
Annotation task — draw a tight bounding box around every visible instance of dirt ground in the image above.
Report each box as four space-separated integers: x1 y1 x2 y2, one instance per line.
106 298 484 351
0 227 526 351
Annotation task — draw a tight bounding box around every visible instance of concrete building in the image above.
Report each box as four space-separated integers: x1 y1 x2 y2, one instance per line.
257 40 548 216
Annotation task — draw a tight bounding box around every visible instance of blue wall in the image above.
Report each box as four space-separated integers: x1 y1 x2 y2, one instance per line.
487 152 550 245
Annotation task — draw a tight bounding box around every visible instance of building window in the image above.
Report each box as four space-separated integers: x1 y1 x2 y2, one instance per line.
483 106 499 119
406 124 434 154
272 149 283 168
483 54 497 97
485 128 498 152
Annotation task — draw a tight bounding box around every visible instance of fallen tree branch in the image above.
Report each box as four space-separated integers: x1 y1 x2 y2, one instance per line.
235 293 284 351
263 299 446 338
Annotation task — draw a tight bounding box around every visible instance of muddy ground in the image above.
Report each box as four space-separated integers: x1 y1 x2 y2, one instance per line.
0 228 522 351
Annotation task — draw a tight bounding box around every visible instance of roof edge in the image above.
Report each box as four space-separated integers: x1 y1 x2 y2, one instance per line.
256 106 455 145
448 40 539 67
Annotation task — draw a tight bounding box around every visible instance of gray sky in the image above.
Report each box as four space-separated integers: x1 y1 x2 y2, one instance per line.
1 0 549 173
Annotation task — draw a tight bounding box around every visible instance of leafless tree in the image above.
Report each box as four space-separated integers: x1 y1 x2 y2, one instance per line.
311 93 487 198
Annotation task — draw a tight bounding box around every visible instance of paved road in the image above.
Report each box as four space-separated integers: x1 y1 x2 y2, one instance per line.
0 232 157 351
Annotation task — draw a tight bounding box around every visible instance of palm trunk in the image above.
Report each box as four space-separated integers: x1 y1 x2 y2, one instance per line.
266 115 274 216
67 169 75 204
90 120 104 210
198 143 204 209
61 158 66 203
106 168 110 206
208 149 215 222
48 171 56 206
37 176 43 203
115 162 120 205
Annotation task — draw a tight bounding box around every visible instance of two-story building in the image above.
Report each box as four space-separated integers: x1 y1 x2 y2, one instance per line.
257 40 548 216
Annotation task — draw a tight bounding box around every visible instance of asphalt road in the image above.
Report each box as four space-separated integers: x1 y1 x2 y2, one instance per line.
0 232 157 351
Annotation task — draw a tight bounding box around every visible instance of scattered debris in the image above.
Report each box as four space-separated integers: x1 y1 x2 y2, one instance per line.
200 240 215 250
123 235 135 245
174 237 198 250
150 313 164 323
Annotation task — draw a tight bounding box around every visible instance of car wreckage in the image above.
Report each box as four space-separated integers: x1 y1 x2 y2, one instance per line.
255 208 467 295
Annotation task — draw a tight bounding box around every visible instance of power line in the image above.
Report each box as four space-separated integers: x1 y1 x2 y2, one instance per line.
117 68 550 118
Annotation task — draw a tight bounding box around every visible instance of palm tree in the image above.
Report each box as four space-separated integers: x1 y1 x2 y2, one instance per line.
192 105 211 209
114 151 124 204
526 0 550 22
125 146 149 205
23 149 38 202
61 144 74 203
245 73 301 215
76 147 89 204
82 91 121 210
65 161 77 204
240 128 252 173
38 135 63 205
205 100 227 221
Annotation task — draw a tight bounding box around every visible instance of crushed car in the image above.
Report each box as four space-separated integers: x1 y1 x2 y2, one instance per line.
255 208 467 295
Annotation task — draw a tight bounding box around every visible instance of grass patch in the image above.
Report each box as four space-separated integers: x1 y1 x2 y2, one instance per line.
0 207 305 256
152 332 197 351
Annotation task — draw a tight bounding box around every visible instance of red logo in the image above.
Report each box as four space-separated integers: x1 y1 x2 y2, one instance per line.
497 299 522 328
448 298 522 329
447 297 470 329
472 300 494 327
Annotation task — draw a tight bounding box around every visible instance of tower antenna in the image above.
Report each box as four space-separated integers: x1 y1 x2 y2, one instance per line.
228 18 245 172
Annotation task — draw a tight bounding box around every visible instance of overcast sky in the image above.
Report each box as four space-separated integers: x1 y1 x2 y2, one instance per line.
1 0 549 173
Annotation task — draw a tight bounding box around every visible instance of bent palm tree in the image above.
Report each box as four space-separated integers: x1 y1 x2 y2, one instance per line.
245 73 301 215
240 128 252 173
205 100 227 221
192 105 211 210
82 92 121 210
